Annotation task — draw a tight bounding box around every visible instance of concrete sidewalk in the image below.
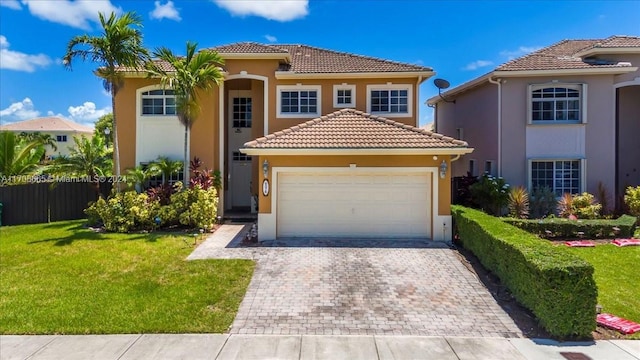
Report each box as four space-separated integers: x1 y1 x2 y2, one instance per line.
1 334 638 360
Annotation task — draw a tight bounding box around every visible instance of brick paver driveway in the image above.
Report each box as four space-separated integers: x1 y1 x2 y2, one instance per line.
189 237 522 338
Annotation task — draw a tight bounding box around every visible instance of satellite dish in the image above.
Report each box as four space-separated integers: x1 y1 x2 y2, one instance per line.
433 78 450 90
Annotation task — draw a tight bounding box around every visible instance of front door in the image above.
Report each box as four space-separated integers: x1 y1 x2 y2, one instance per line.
228 91 253 209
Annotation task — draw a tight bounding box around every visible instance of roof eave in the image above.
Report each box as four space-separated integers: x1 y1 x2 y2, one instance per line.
240 147 474 156
426 73 492 105
275 71 434 80
574 47 640 57
493 66 638 77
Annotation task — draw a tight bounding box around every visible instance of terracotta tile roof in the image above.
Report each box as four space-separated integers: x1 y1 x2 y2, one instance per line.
244 109 467 149
497 36 639 71
0 117 93 133
212 42 289 54
272 44 432 73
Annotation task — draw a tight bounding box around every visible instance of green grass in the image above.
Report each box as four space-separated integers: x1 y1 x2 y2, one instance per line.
568 244 640 339
0 220 254 334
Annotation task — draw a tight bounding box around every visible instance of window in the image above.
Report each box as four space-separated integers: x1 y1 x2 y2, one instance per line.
531 160 581 196
333 84 356 108
468 159 477 176
456 128 464 140
232 151 252 162
367 84 412 117
484 161 494 176
277 85 321 118
141 89 176 115
529 84 585 123
232 97 252 128
142 162 183 188
56 135 67 142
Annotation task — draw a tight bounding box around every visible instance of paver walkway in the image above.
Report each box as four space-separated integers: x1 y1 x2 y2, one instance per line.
188 226 522 337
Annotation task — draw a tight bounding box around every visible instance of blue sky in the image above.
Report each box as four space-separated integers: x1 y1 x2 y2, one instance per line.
1 0 638 128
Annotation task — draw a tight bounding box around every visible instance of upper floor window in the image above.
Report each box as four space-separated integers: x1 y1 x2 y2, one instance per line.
529 84 585 124
333 84 356 108
367 84 412 117
141 89 176 115
56 135 67 142
277 85 321 118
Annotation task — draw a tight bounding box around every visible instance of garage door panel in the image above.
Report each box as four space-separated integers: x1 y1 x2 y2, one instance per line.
277 171 431 238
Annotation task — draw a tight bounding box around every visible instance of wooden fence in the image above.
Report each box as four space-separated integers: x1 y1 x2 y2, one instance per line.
0 182 111 226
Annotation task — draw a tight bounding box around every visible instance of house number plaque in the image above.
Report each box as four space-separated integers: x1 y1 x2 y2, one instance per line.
262 179 270 196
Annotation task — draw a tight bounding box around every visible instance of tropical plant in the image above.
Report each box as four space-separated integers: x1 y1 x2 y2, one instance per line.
51 135 112 196
145 41 224 186
508 186 530 219
557 193 574 218
150 156 182 186
624 186 640 219
530 186 557 219
189 157 220 190
469 173 510 216
18 132 58 153
595 181 611 217
0 131 45 178
94 113 114 148
572 192 602 219
63 11 149 184
453 171 478 206
124 165 158 192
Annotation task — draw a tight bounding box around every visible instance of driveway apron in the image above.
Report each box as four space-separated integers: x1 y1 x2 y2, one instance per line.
188 236 522 338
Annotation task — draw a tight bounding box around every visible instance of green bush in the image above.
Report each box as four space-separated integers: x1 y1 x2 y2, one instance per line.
85 191 160 232
503 215 637 239
469 173 510 216
625 186 640 218
86 186 218 233
452 205 597 338
572 193 602 219
530 186 557 219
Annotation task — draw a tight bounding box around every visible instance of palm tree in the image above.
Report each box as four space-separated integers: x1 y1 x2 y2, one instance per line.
150 156 182 186
19 132 58 152
124 165 158 192
145 42 224 185
52 136 112 196
63 11 149 187
0 131 45 178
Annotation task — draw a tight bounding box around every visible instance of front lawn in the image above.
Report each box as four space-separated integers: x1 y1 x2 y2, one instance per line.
0 220 254 334
568 245 640 339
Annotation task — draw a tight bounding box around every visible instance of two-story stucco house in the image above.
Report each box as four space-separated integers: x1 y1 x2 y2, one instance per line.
115 42 472 241
0 116 94 158
428 35 640 207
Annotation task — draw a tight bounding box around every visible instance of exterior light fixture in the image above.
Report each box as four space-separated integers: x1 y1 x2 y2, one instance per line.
262 159 269 178
439 160 448 179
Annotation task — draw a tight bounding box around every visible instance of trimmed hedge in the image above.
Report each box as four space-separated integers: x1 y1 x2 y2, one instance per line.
503 215 637 239
452 205 597 338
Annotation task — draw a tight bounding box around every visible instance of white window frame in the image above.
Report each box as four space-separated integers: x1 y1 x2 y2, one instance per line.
276 85 322 119
527 158 586 197
333 84 356 108
140 89 177 116
527 83 587 125
366 84 413 118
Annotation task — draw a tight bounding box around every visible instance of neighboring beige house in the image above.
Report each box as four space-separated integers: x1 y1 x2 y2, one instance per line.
115 42 473 241
0 116 94 158
428 35 640 205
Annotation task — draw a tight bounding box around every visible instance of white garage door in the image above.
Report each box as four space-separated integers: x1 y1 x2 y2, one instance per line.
277 171 431 238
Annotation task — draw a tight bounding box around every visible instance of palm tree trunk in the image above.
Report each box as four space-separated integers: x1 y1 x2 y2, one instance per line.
183 124 189 187
111 90 121 192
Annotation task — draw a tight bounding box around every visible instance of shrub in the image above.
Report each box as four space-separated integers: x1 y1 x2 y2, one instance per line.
503 215 637 239
189 157 221 191
596 182 610 216
625 186 640 218
557 193 574 218
85 191 160 232
572 193 601 220
157 185 218 231
469 173 510 216
508 186 529 219
453 205 596 338
530 187 557 219
453 172 478 206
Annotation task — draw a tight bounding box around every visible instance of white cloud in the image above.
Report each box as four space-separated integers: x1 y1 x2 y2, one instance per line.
67 102 111 125
21 0 121 30
0 0 21 10
150 0 181 21
463 60 494 71
500 46 543 60
0 35 52 72
264 34 277 42
213 0 308 22
0 98 40 121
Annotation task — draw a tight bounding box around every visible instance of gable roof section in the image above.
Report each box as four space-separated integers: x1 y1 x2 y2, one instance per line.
0 117 93 133
242 109 470 155
428 35 639 104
